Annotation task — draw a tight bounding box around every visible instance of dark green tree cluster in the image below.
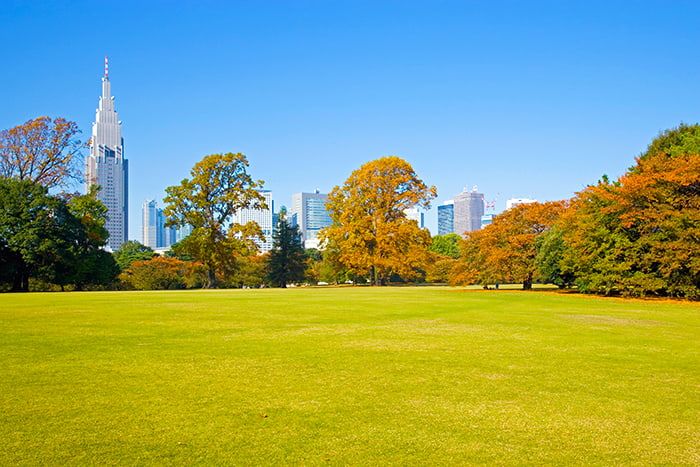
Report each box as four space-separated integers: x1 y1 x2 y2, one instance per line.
0 179 118 291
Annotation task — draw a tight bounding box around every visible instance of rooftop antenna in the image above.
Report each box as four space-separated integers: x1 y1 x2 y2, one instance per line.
104 56 109 78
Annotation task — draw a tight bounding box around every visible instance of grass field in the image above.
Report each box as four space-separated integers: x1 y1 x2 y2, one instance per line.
1 288 698 464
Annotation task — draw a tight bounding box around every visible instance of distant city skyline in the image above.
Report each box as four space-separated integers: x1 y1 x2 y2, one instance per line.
3 1 699 240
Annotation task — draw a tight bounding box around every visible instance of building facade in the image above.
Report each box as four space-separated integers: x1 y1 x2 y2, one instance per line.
290 191 332 249
437 201 454 235
142 200 159 248
404 206 425 229
86 57 128 251
453 187 485 236
142 199 187 249
233 190 274 253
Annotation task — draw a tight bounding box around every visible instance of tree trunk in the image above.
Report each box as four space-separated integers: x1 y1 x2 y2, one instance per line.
206 265 217 288
523 273 533 290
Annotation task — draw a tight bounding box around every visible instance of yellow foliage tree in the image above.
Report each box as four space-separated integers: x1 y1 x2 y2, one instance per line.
321 156 436 285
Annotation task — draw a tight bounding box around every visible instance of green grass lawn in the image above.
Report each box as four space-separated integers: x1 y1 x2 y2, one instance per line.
1 288 698 464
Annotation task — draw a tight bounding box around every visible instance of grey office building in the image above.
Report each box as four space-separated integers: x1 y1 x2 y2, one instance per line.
453 187 485 236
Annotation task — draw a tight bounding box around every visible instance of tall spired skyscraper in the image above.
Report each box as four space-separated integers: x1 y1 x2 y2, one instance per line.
86 57 128 250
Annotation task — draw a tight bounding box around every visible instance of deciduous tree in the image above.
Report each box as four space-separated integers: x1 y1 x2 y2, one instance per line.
113 241 155 271
163 153 266 287
560 125 700 298
0 116 82 189
453 201 567 289
321 156 436 285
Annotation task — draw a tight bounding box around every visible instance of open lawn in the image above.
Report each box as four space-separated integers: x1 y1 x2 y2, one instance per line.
1 287 698 464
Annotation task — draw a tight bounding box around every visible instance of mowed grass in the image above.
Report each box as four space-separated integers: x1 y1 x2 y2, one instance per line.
0 288 698 465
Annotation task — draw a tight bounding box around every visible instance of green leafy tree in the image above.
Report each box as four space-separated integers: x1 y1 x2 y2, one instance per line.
113 240 155 271
62 187 119 290
267 214 307 288
0 178 79 291
429 233 461 259
534 226 574 288
163 153 266 287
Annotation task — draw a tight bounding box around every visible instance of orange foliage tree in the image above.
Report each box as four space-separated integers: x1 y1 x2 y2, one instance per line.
0 116 83 189
452 201 567 289
321 156 436 285
120 256 206 290
560 125 700 298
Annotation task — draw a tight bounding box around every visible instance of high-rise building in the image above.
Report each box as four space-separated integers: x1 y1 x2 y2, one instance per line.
481 213 494 229
233 190 274 253
290 191 332 249
175 224 193 243
506 197 537 210
142 200 159 248
86 57 128 251
437 200 454 235
454 186 485 236
142 199 189 249
404 206 425 229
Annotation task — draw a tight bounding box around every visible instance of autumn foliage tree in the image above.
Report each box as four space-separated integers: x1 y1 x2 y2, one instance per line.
452 201 567 289
120 256 206 290
163 153 266 287
321 156 436 285
0 116 83 189
559 124 700 298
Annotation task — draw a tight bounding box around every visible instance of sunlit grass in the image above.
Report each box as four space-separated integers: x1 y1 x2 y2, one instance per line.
1 288 698 464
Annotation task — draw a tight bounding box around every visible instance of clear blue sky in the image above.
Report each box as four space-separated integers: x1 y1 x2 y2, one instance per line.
2 0 699 238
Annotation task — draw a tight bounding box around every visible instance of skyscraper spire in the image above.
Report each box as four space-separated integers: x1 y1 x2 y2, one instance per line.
87 57 128 251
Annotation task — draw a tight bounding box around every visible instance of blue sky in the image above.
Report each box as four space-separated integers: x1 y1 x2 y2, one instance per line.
1 0 699 238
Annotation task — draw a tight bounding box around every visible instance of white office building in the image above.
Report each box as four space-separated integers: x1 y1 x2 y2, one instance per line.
404 206 425 229
86 57 128 251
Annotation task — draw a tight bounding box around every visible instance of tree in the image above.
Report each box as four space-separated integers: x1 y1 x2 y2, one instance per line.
60 187 119 290
267 214 307 288
560 124 700 298
452 201 567 289
429 233 461 259
0 116 82 189
321 156 436 285
163 153 266 287
0 178 78 291
426 256 458 283
534 226 575 288
229 253 268 288
120 257 206 290
113 241 155 271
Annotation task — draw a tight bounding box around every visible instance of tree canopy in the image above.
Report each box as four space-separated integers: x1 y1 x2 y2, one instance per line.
321 156 436 285
0 178 117 291
163 153 266 287
0 116 83 189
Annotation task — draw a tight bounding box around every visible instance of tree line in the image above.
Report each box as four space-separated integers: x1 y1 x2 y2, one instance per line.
1 116 698 298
